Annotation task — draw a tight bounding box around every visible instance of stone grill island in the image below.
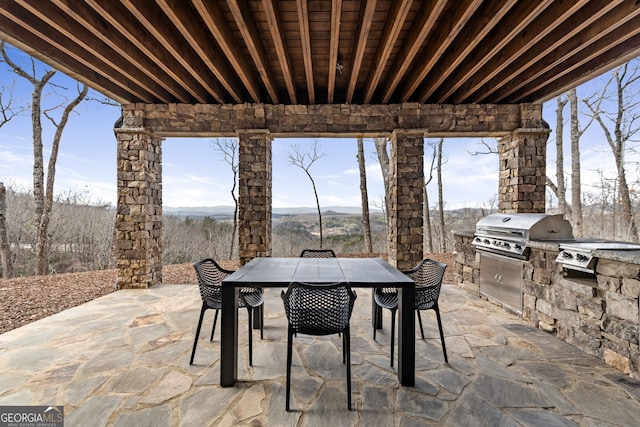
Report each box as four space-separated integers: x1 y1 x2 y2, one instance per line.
454 229 640 378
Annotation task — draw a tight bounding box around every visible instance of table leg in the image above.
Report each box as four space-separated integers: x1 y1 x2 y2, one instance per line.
397 285 415 386
220 285 239 387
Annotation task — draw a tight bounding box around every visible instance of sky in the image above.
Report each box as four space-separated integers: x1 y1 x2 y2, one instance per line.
0 45 638 211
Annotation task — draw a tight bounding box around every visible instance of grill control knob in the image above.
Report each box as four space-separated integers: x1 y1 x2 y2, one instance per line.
561 251 573 259
514 244 522 251
483 239 490 245
502 242 511 249
576 253 588 262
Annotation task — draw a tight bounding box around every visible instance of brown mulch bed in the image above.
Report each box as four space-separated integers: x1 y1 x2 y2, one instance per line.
0 253 453 335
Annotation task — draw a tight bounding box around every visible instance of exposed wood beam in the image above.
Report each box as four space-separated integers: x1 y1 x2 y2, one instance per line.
363 0 412 104
224 0 279 103
0 2 154 102
471 0 623 102
0 23 131 103
121 0 229 103
51 0 192 103
159 0 254 103
85 0 209 103
296 0 314 103
503 14 640 103
381 0 446 103
418 0 512 102
327 0 342 103
399 0 483 102
262 0 297 104
525 30 640 103
435 0 560 103
20 0 174 104
346 0 376 103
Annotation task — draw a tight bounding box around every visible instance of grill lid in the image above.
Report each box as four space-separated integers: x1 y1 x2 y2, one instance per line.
475 213 573 241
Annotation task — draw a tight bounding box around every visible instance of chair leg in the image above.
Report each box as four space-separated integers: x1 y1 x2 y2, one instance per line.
417 310 425 339
286 327 294 412
210 309 219 341
434 305 448 364
247 308 253 366
345 327 352 411
190 303 207 365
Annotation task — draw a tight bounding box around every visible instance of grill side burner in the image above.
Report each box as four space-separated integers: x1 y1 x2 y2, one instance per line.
556 241 640 273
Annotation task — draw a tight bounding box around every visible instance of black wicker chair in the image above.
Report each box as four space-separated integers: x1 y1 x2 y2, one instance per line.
281 281 357 411
190 258 264 366
299 248 337 258
373 258 448 366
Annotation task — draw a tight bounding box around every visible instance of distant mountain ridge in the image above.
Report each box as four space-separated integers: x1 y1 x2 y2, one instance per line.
163 205 383 217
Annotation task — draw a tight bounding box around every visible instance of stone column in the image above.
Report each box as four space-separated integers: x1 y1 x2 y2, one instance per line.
115 108 163 289
498 128 550 213
389 130 424 271
237 129 272 265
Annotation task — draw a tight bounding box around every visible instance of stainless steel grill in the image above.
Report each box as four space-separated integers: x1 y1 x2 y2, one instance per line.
473 213 573 260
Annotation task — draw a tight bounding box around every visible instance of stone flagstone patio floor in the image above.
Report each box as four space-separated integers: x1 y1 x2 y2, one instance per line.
1 283 639 426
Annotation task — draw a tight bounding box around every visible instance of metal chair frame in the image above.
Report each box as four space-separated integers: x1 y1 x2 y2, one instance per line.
190 258 264 366
373 258 448 366
281 281 357 411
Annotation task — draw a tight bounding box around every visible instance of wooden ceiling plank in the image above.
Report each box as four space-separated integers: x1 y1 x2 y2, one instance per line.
469 0 623 103
363 0 412 104
418 0 518 103
1 2 155 103
346 0 376 103
451 0 594 103
524 31 640 104
327 0 341 103
123 0 232 104
0 17 132 103
504 16 640 103
20 0 175 104
224 0 279 103
159 0 250 103
381 0 447 103
85 0 209 103
296 0 314 103
51 0 192 103
398 0 483 102
432 0 554 103
262 0 297 103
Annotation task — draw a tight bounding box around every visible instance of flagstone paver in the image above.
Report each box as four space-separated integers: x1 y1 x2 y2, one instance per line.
0 283 639 426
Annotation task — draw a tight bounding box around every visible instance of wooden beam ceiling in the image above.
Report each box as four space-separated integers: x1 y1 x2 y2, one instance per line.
1 1 639 106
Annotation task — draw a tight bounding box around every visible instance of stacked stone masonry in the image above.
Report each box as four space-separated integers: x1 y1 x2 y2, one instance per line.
453 231 640 378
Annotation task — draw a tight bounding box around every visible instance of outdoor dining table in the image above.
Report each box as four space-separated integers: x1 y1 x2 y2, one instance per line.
220 257 416 387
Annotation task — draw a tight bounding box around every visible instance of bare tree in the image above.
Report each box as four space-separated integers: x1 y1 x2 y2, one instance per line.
0 81 24 278
584 62 640 241
287 140 326 248
424 143 437 252
551 94 570 216
374 137 390 219
212 138 239 259
356 138 373 253
2 42 88 274
0 183 12 278
436 138 446 252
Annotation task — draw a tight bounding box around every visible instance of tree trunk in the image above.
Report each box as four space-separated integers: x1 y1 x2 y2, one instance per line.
554 95 569 216
374 137 391 252
357 138 373 253
569 88 583 236
0 183 13 278
436 138 446 252
374 137 390 221
424 144 437 253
